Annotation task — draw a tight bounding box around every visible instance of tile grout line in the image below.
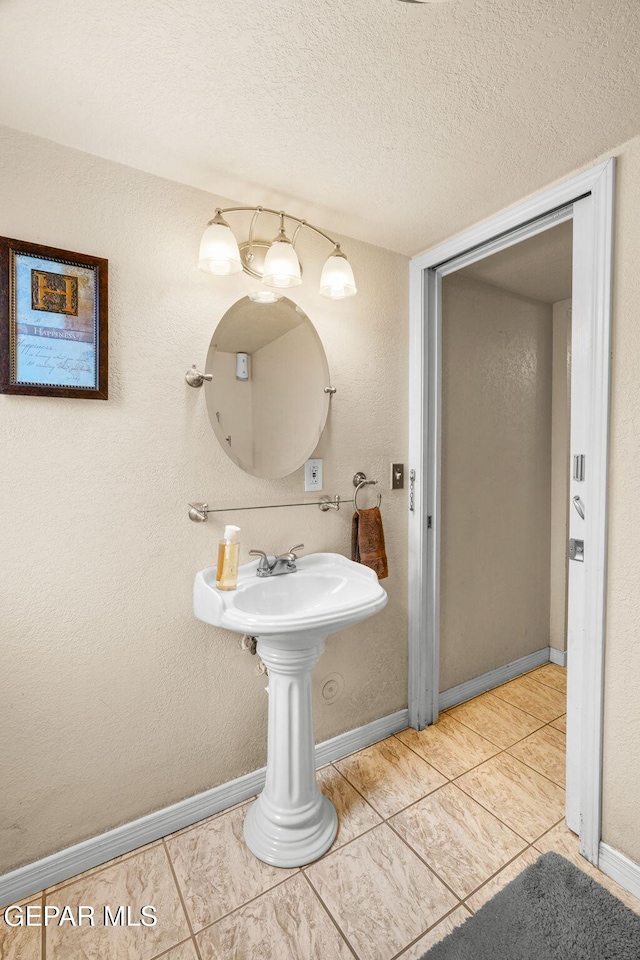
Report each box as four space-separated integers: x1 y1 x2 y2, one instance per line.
511 670 567 693
461 845 539 910
390 902 471 960
488 675 566 719
327 700 565 848
528 668 567 694
325 764 389 821
390 729 496 783
450 765 563 842
386 773 533 846
448 702 547 743
531 816 571 852
148 936 199 960
384 815 465 906
451 743 567 794
304 820 382 865
442 711 544 748
300 870 360 959
186 872 297 940
328 757 412 819
457 825 563 912
160 840 204 960
440 707 565 775
330 764 449 822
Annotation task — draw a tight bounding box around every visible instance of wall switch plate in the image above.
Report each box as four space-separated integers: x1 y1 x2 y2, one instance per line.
305 458 323 492
391 463 404 490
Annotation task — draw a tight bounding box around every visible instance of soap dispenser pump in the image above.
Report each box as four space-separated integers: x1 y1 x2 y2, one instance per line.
216 524 241 591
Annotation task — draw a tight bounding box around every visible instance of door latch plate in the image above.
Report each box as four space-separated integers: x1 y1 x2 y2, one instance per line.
569 538 584 562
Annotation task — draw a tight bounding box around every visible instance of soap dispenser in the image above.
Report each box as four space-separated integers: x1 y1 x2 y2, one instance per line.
216 524 241 591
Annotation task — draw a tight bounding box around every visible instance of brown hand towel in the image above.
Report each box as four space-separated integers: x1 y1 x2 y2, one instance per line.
351 506 388 580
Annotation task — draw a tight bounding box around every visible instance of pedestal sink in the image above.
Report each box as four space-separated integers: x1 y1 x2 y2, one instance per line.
193 552 388 867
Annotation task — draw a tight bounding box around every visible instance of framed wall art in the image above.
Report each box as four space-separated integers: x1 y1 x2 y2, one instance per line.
0 237 108 399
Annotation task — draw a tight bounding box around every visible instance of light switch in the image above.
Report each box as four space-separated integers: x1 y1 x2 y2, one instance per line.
391 463 404 490
305 459 323 492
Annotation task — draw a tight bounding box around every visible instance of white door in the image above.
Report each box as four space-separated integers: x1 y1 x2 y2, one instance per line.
565 199 590 834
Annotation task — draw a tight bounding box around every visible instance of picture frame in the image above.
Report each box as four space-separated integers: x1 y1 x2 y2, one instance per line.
0 236 108 399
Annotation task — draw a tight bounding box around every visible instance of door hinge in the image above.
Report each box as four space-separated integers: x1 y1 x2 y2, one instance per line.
427 515 432 529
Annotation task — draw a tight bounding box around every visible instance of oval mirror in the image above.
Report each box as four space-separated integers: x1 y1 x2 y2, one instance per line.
204 296 331 478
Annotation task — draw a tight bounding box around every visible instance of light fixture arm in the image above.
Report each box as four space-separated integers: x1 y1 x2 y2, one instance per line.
210 206 341 251
246 206 263 264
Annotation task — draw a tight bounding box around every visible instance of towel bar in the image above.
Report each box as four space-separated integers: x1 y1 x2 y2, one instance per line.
188 472 380 521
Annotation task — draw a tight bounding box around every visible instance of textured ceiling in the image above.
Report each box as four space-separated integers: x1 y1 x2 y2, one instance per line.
0 0 639 255
461 219 573 303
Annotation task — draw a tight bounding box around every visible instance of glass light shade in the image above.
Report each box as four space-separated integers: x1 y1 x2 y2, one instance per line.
248 289 283 303
319 250 357 299
262 238 302 288
198 215 242 275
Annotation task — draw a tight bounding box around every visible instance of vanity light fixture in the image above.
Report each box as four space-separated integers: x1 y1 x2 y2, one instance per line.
197 206 357 300
198 211 242 275
262 214 302 288
320 246 357 300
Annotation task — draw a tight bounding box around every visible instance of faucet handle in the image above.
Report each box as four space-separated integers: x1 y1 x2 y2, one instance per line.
288 544 304 559
249 548 269 564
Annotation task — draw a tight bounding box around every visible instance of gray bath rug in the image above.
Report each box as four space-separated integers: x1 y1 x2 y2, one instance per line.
421 852 640 959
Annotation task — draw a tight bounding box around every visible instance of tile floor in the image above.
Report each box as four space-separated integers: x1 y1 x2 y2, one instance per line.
3 663 639 960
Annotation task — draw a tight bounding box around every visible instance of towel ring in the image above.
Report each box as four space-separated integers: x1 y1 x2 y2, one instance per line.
353 473 381 514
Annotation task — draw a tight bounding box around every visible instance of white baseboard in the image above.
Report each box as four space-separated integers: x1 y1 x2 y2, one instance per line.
0 708 408 908
438 646 552 711
598 842 640 901
549 646 567 666
314 708 408 768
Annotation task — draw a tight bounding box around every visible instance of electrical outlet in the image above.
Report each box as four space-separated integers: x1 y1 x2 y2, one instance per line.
305 458 323 492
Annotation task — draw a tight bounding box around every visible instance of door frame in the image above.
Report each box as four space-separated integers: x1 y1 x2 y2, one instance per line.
408 159 615 865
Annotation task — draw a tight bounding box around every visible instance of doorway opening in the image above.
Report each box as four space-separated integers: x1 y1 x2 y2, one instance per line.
408 161 614 866
438 218 574 830
439 218 572 704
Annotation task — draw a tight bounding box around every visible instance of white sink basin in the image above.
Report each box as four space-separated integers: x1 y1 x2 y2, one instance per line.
194 552 387 636
193 552 388 868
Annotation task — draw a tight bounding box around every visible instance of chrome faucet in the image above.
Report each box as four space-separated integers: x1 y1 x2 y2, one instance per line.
249 544 304 577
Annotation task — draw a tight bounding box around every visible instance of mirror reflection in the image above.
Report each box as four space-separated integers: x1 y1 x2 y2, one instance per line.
204 296 331 478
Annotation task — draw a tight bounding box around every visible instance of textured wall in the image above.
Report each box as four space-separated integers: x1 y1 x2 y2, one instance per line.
549 299 571 653
602 136 640 865
0 125 409 873
439 275 553 691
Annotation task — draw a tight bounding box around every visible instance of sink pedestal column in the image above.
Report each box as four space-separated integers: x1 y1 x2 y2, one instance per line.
243 632 338 868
